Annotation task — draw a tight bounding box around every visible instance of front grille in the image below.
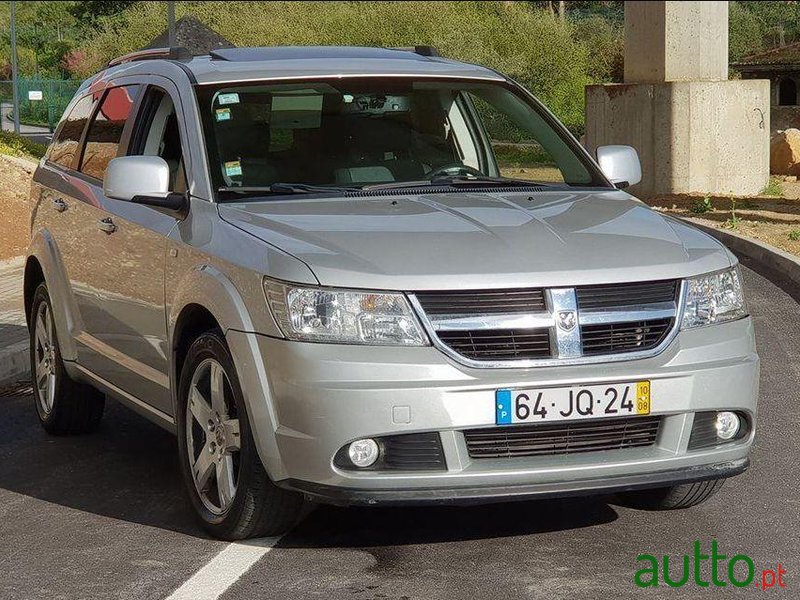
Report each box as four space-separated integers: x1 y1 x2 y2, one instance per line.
580 318 673 356
412 279 680 365
576 280 678 310
437 328 552 360
415 288 546 316
464 416 662 458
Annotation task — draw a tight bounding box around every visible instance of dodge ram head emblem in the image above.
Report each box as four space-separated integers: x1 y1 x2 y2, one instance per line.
557 310 577 331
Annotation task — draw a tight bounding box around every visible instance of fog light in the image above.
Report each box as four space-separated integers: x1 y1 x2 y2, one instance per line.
348 439 379 468
715 411 741 440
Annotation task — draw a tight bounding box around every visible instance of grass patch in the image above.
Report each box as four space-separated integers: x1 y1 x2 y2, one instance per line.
0 130 47 161
690 195 713 214
761 176 784 197
789 230 800 242
493 143 552 167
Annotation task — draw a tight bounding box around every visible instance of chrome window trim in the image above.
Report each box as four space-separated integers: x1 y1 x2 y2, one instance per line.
407 281 686 369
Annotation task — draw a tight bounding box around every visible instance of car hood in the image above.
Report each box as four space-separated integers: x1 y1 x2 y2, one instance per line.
218 189 732 290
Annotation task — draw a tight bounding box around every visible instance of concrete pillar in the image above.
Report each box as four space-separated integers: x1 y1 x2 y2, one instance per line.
624 1 728 83
585 1 770 197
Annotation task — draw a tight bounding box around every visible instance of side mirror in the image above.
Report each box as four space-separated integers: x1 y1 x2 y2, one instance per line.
103 155 187 213
596 145 642 189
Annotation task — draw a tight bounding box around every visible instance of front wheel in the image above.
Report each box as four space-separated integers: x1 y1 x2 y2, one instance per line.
615 478 726 510
177 330 304 540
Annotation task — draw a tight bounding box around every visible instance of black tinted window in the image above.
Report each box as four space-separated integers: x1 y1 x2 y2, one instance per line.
46 94 96 169
80 85 141 180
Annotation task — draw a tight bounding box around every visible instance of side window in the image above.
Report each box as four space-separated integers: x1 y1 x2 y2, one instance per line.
131 88 186 193
80 84 141 180
46 94 96 170
464 91 590 185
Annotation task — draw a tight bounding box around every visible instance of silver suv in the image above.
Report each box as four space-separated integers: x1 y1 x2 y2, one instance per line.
25 46 758 540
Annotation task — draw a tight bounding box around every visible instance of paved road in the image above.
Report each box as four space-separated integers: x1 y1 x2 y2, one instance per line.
0 265 797 599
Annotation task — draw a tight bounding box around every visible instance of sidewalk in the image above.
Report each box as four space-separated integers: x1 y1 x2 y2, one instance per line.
0 256 28 388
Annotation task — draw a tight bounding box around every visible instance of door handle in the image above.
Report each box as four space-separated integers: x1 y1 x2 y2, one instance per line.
97 217 117 234
52 198 68 212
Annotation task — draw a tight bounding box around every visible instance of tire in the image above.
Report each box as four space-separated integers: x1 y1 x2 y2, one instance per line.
29 282 105 435
615 478 726 510
176 330 304 540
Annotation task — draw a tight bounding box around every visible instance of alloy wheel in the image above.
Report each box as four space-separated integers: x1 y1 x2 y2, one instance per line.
34 301 57 414
186 358 242 515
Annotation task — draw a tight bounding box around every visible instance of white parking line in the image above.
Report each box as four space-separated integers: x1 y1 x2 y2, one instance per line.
165 536 282 600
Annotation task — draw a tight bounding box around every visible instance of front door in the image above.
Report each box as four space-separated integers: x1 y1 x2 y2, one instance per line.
73 81 188 416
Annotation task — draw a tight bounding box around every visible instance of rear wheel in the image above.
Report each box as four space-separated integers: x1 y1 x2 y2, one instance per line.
30 283 105 435
177 330 304 540
616 478 726 510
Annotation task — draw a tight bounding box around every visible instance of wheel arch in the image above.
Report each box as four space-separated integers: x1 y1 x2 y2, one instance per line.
25 231 81 361
168 265 286 479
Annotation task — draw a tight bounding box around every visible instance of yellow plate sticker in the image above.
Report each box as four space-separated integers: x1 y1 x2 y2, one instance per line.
636 381 651 415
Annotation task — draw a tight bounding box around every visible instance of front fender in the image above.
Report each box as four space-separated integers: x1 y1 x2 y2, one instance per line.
167 264 287 480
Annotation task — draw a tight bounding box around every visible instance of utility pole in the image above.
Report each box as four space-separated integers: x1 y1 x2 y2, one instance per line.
10 0 20 135
167 1 176 47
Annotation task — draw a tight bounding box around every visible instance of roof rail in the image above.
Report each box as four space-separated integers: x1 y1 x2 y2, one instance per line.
392 45 440 57
108 47 192 67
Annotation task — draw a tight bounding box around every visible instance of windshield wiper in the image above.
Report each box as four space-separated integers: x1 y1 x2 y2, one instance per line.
219 183 361 197
362 175 558 192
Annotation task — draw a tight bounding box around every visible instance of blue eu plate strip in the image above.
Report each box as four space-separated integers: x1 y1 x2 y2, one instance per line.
496 389 512 424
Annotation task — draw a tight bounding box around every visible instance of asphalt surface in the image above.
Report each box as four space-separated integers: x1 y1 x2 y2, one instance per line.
0 264 797 599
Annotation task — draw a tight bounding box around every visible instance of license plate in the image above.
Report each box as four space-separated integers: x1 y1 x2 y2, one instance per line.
495 381 651 425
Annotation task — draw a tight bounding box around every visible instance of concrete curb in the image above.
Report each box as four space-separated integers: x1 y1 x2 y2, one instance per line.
0 257 27 389
680 217 800 289
0 340 29 388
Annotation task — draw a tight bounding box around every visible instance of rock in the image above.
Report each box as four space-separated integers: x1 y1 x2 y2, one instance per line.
770 129 800 176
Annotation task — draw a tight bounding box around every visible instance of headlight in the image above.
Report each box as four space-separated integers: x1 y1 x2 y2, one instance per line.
264 279 428 345
681 267 746 329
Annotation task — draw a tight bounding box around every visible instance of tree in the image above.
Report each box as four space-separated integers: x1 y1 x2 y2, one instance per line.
69 1 138 27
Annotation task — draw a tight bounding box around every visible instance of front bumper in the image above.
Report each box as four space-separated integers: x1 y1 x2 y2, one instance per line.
282 458 749 506
226 317 758 505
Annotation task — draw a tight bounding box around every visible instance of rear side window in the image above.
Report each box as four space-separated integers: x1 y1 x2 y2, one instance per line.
80 85 141 180
46 94 96 170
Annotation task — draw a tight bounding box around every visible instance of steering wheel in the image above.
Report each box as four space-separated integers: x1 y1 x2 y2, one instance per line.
428 163 484 180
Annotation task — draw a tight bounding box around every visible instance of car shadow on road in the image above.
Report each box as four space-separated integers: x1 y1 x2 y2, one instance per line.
280 496 619 549
0 390 620 544
0 392 203 536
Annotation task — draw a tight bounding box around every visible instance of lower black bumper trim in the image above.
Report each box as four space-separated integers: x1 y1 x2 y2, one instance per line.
280 458 749 506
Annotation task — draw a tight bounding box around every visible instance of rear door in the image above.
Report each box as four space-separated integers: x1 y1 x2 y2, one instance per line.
72 79 188 416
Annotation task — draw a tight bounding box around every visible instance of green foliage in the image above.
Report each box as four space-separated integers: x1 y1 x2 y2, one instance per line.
84 1 591 132
738 0 800 48
729 1 765 62
723 199 742 230
761 176 784 197
690 195 714 214
789 230 800 242
0 130 47 160
571 15 623 83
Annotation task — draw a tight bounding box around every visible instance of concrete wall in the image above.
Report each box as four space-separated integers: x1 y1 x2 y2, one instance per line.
625 2 728 83
586 79 770 197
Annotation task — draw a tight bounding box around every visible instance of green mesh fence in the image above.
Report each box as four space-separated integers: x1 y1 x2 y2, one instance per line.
0 78 82 133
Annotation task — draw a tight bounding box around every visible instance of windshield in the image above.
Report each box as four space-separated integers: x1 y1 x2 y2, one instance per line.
196 78 609 198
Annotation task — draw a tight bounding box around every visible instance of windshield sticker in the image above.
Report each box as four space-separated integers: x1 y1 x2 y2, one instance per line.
215 108 232 122
224 160 242 177
217 92 240 105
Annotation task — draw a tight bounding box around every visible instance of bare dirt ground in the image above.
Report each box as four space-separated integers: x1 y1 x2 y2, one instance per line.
0 157 34 261
644 191 800 258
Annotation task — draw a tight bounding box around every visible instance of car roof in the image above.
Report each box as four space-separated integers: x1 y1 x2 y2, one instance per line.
102 46 507 86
